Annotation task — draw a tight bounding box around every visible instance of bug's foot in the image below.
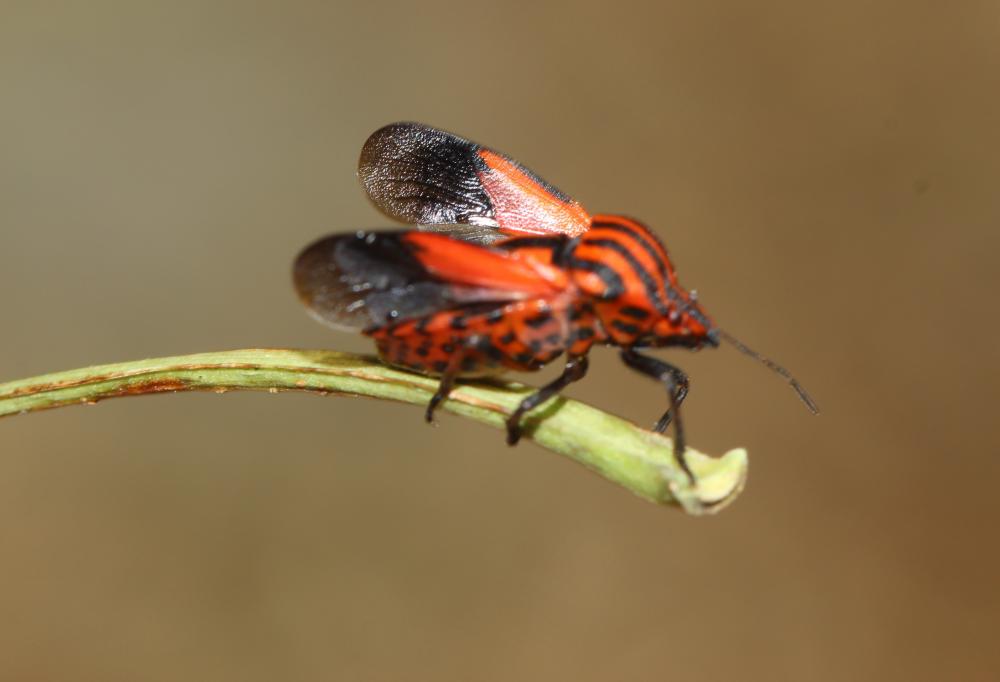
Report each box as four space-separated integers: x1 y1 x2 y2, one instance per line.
505 416 523 446
424 398 441 424
675 446 695 485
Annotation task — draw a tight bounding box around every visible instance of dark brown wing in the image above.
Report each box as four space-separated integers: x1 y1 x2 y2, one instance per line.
358 122 591 244
292 230 567 331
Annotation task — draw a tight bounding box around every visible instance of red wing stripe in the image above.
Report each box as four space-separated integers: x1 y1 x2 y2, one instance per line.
404 232 569 295
475 149 591 237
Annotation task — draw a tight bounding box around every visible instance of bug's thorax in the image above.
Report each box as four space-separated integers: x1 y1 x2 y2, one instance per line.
562 214 717 350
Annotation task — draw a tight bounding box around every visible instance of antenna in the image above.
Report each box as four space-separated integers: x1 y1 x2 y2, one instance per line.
715 329 819 414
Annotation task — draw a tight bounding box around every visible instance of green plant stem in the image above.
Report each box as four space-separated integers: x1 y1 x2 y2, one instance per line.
0 349 747 514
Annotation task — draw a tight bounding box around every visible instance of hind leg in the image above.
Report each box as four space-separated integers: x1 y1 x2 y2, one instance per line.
506 355 590 445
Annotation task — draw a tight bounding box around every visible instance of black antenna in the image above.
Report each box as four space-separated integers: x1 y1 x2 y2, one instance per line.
715 329 819 414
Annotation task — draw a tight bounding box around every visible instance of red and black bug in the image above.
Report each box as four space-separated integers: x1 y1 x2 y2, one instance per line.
293 122 818 479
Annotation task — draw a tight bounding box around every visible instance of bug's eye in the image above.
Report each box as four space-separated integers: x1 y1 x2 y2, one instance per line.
668 309 682 324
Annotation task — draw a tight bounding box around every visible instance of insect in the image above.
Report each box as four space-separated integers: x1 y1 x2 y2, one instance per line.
293 122 818 480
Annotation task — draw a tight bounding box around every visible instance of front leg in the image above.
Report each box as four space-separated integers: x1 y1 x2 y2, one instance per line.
507 355 589 445
619 349 693 482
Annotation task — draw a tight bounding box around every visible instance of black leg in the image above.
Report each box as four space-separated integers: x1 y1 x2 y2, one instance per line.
506 355 589 445
619 349 694 483
653 372 689 432
425 352 465 424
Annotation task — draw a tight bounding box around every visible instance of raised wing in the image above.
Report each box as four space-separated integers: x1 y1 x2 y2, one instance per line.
293 230 568 331
358 122 592 243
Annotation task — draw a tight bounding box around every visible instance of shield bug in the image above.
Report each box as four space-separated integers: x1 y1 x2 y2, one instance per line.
294 123 818 479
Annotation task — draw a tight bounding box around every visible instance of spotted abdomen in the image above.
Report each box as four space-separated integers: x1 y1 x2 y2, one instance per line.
368 298 604 377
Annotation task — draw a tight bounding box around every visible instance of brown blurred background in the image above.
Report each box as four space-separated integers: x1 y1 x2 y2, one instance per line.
1 1 998 680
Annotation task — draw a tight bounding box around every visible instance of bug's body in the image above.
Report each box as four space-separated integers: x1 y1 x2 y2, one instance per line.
294 122 816 479
369 295 589 377
365 215 714 373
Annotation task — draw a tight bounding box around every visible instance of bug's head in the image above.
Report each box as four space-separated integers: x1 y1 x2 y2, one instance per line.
647 292 820 416
646 289 719 350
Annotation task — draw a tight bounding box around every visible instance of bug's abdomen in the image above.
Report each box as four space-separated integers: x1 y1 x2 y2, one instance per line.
366 299 603 377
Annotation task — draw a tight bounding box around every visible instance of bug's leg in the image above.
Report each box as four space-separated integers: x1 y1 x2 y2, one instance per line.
619 349 694 483
653 372 689 433
425 350 466 424
506 355 589 446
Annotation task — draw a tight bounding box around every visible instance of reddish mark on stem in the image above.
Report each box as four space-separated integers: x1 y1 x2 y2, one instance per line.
114 378 190 395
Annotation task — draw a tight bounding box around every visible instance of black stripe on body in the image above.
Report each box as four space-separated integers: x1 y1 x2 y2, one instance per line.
581 238 669 315
611 319 641 336
591 219 681 305
496 236 566 251
498 235 575 268
565 257 625 299
619 305 651 320
591 220 667 275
